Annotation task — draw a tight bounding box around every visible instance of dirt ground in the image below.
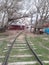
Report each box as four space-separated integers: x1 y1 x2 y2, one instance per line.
0 30 37 41
0 30 20 41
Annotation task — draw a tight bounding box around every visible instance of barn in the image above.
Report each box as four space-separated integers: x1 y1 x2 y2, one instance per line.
8 23 25 30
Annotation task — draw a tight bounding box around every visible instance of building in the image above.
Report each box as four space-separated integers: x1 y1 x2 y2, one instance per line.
8 22 25 30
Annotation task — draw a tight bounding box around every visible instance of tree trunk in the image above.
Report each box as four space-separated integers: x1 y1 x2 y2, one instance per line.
33 28 36 33
0 25 7 32
33 14 38 33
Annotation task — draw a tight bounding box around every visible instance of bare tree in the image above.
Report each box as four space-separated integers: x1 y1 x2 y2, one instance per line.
0 0 49 33
33 0 49 33
0 0 24 32
0 0 32 32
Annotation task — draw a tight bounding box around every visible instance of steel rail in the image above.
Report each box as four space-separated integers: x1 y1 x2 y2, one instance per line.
2 31 23 65
25 33 44 65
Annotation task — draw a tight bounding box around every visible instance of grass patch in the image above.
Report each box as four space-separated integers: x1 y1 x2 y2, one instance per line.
13 44 27 47
0 40 8 56
0 58 4 62
44 63 49 65
8 57 36 62
10 48 32 55
27 35 49 61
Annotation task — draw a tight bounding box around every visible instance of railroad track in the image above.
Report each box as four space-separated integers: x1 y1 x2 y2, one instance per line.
2 31 23 65
2 31 44 65
25 33 44 65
